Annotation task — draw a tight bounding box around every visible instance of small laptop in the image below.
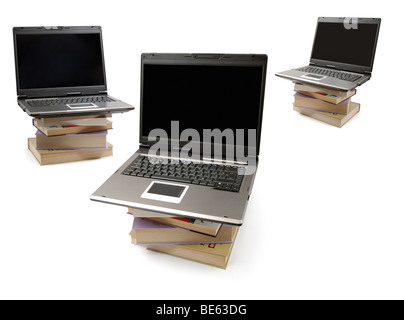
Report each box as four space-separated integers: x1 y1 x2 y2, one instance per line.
276 17 381 91
90 53 268 226
13 26 134 117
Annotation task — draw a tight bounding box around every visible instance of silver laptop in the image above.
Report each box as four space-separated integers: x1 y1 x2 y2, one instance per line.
13 26 134 117
90 53 268 226
276 17 381 91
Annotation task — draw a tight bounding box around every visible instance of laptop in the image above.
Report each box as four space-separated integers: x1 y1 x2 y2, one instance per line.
13 26 134 117
90 53 268 226
276 17 381 91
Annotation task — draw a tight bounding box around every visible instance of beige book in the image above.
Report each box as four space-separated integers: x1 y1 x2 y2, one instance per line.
35 131 108 149
37 114 111 125
145 227 239 269
28 138 113 165
129 217 235 244
37 117 112 127
294 82 355 97
293 101 360 127
33 119 113 136
294 83 356 104
294 92 351 114
128 207 222 236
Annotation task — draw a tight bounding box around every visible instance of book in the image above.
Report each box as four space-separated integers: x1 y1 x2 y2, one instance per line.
293 101 360 127
294 83 356 104
145 227 239 269
33 118 113 136
128 207 222 236
36 114 111 125
36 117 112 127
28 138 113 165
147 217 222 237
294 92 351 114
129 217 236 245
35 130 108 150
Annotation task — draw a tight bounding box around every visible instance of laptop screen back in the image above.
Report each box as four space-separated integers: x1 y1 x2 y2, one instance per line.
140 54 267 157
14 27 107 97
310 18 381 72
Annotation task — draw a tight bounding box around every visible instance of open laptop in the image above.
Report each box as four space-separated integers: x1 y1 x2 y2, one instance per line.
276 17 381 91
13 26 134 117
90 53 267 226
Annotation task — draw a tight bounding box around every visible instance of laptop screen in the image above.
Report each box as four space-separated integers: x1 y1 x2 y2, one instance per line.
15 31 105 91
140 55 267 157
310 19 380 70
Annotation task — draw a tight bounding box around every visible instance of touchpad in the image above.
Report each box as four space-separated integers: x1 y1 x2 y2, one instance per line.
141 181 189 204
66 103 99 109
301 73 327 81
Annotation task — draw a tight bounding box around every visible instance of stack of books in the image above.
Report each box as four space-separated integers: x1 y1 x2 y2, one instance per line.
292 83 360 127
28 114 113 165
128 207 239 269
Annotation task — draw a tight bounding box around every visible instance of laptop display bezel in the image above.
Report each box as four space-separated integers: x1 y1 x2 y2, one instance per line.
139 53 267 159
13 26 108 98
309 17 381 74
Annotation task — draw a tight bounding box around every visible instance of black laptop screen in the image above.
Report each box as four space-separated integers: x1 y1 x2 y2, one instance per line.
16 33 105 90
141 63 264 150
311 22 379 68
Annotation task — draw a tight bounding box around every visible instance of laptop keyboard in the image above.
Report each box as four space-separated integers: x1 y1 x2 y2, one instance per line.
27 96 114 107
297 66 362 82
122 155 245 192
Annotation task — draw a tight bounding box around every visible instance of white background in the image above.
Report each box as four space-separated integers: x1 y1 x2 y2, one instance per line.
0 0 403 300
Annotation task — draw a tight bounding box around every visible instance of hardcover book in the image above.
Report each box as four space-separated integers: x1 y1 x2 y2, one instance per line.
33 118 112 136
35 130 108 150
28 138 113 165
146 226 239 269
294 92 351 114
294 83 356 104
129 217 235 245
293 101 360 127
128 207 222 236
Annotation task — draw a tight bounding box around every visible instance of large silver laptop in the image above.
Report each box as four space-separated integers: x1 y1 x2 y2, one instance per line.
13 26 134 117
276 17 381 91
90 53 268 225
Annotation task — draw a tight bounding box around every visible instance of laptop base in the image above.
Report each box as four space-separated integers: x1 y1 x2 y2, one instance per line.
276 67 370 91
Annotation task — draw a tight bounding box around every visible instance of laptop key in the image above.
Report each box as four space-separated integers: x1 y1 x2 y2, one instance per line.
214 183 223 190
214 178 236 184
123 155 244 192
27 95 113 108
151 174 192 184
297 66 362 82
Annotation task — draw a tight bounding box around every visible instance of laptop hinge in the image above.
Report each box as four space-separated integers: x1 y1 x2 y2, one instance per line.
67 92 82 96
326 64 336 69
18 95 27 99
98 91 108 94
